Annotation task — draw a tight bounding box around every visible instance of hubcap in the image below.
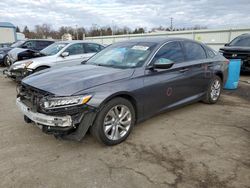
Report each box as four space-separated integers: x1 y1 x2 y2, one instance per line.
210 79 221 101
103 105 132 141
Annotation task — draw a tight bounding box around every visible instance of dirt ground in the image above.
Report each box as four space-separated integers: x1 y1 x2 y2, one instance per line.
0 69 249 188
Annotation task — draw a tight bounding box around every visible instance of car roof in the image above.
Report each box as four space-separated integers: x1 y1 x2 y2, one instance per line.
55 40 103 45
26 39 54 42
119 37 203 45
240 33 250 37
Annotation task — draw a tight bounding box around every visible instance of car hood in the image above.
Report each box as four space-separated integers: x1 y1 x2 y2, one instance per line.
8 47 27 55
220 46 250 52
22 64 135 96
0 47 12 53
13 55 54 66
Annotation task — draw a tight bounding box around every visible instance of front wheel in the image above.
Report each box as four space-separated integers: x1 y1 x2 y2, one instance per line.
4 55 11 67
203 75 222 104
90 97 135 146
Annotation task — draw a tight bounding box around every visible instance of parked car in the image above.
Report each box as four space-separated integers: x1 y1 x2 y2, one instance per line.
7 39 54 66
5 41 104 81
219 33 250 72
16 37 228 145
0 40 26 66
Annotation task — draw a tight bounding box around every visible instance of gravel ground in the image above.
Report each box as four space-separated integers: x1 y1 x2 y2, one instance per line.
0 68 249 188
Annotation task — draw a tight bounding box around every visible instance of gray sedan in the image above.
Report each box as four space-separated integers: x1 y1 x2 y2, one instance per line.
16 37 228 145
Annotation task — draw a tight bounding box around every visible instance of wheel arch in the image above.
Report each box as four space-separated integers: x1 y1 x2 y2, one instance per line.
99 92 139 121
214 71 223 82
34 65 50 71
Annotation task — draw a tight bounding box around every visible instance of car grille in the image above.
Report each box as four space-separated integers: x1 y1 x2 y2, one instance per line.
222 51 250 69
18 84 52 112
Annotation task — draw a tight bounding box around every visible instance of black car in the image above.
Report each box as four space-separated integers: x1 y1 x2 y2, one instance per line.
16 37 228 145
219 33 250 72
5 39 54 66
0 40 25 66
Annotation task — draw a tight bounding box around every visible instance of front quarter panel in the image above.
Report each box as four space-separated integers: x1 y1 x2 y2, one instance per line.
74 67 145 121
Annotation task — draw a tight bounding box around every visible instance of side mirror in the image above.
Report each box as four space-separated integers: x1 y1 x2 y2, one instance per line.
81 60 87 64
153 58 174 69
22 45 28 49
224 43 229 46
61 52 69 57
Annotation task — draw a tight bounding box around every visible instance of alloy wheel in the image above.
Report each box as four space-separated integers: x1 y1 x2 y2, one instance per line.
103 105 132 141
210 79 221 101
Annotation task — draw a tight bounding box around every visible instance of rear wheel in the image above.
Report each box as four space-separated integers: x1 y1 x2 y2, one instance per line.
203 75 222 104
90 97 135 146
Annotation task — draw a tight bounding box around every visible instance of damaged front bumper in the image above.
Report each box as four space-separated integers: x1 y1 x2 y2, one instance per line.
16 98 73 127
3 68 32 81
16 97 97 141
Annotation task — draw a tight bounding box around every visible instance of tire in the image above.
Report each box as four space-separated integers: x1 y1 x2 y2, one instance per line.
203 75 222 104
4 55 11 67
34 66 49 73
90 97 135 146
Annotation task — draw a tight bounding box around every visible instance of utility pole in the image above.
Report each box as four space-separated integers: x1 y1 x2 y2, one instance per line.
111 20 114 36
75 25 78 40
170 17 173 31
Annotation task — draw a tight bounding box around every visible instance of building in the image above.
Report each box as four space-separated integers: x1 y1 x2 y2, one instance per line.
0 22 17 45
61 33 72 41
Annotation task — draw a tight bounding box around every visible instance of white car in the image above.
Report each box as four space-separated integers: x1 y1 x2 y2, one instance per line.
6 41 104 80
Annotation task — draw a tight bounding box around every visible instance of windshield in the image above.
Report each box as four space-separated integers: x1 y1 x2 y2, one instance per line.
40 43 68 56
229 36 250 47
10 40 25 48
87 42 157 68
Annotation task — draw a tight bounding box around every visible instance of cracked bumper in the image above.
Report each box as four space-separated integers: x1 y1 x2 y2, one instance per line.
16 98 73 128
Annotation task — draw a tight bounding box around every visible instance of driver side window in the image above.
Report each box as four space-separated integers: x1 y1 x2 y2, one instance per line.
153 42 184 63
64 43 85 56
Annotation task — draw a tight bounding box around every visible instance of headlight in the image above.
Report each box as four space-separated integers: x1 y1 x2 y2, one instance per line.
12 61 33 70
41 95 92 109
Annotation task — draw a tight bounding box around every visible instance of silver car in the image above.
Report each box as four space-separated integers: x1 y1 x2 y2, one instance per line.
6 41 104 81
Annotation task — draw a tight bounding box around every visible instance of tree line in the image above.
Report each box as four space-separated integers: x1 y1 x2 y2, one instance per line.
16 23 207 40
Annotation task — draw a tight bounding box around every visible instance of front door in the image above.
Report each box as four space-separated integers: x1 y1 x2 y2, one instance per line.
143 41 194 117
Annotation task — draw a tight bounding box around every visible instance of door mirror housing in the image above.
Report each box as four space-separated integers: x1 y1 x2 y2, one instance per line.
153 58 174 69
61 52 69 57
81 60 87 64
22 45 28 49
224 43 229 46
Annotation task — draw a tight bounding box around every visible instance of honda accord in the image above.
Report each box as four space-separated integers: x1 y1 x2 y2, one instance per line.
16 37 228 145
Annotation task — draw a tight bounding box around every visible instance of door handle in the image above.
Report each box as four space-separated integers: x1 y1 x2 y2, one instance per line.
179 68 189 73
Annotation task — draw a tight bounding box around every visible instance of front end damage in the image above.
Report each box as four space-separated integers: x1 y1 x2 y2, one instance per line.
3 68 32 82
16 84 97 141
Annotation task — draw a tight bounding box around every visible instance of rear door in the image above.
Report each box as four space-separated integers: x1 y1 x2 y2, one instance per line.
181 41 212 95
83 43 104 59
143 41 194 117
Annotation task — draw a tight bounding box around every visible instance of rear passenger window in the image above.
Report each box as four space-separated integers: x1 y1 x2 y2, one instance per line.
36 41 53 50
206 47 216 58
65 43 85 55
183 42 207 61
85 43 103 53
153 42 184 63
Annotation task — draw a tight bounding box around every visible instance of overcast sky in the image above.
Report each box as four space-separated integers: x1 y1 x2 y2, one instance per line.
1 0 250 31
